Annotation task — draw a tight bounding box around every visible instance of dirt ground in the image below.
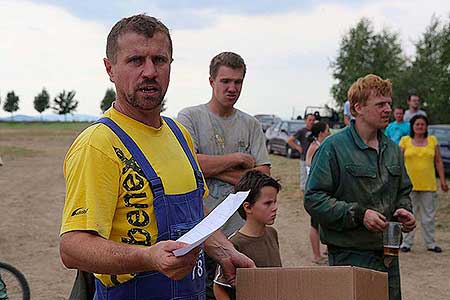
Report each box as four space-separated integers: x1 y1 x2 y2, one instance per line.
0 123 449 299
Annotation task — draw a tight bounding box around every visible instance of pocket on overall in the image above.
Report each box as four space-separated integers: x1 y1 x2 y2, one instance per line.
169 212 206 298
167 193 204 228
170 221 201 240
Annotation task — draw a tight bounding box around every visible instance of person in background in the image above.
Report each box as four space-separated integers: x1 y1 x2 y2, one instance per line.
305 74 416 300
177 51 270 299
385 107 410 144
287 113 315 192
343 100 354 126
213 170 282 300
403 94 426 123
305 121 330 265
59 14 253 300
399 115 448 253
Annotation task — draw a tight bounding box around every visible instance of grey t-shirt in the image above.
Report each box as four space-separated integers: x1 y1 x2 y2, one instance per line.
403 109 426 123
177 103 271 236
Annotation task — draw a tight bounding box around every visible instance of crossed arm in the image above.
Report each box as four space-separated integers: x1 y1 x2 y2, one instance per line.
198 153 270 185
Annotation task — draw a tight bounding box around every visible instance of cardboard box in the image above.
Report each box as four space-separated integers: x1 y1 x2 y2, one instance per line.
236 266 388 300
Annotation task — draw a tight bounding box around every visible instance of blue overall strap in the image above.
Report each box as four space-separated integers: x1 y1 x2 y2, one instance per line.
162 116 204 189
94 117 164 199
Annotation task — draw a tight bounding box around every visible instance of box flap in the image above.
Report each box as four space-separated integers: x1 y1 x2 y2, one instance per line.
352 267 388 300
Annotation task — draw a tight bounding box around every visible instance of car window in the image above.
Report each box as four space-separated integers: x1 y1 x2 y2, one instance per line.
430 128 450 143
260 116 274 123
289 122 305 133
274 122 282 131
281 122 289 132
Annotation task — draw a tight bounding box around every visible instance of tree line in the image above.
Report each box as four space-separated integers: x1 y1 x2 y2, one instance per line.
0 88 116 120
0 87 169 120
331 16 450 124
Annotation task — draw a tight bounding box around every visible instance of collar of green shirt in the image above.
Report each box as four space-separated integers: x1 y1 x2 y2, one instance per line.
349 120 388 152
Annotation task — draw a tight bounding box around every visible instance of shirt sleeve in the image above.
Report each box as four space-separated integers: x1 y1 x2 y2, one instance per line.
61 144 120 238
430 135 438 148
177 108 199 152
293 129 304 144
250 120 271 167
176 120 209 199
394 149 413 212
399 136 408 149
304 142 365 231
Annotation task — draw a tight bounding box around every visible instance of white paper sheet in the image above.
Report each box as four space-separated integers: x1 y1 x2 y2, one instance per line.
173 190 250 257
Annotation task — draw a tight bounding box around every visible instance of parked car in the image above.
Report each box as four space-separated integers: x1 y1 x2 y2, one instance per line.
254 114 281 132
265 119 306 158
428 124 450 174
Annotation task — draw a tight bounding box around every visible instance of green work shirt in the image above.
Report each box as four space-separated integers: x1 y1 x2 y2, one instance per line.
304 122 412 250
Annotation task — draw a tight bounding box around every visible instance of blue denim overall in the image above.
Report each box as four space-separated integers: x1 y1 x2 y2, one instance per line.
93 117 206 300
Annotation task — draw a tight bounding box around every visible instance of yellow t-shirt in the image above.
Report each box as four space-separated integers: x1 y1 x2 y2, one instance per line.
400 135 438 191
60 107 208 286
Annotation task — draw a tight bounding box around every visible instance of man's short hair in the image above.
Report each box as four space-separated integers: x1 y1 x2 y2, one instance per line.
106 14 172 63
347 74 392 116
394 107 404 112
209 52 246 79
235 170 281 220
408 93 419 101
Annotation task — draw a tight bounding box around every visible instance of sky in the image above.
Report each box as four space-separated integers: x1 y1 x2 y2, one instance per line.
1 0 449 119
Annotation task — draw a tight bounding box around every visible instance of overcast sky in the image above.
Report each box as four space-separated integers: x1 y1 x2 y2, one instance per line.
1 0 449 119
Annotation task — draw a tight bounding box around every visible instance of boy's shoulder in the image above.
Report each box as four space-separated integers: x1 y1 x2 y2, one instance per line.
266 226 278 236
229 227 278 245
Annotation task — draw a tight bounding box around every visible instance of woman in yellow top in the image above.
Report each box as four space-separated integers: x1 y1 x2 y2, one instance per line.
399 115 448 253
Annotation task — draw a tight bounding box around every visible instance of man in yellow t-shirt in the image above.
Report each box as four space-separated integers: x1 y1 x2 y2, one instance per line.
59 14 254 300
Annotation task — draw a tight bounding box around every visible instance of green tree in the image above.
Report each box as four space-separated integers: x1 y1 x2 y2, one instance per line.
330 18 407 111
3 91 20 119
53 90 78 121
34 88 50 120
408 16 450 123
100 88 116 113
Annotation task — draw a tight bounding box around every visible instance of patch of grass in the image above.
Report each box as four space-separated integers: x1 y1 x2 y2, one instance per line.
0 122 90 141
0 145 41 159
270 154 301 197
0 121 90 130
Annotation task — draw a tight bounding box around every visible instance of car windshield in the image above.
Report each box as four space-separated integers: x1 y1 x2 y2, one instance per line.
289 122 305 133
430 128 450 143
259 116 274 123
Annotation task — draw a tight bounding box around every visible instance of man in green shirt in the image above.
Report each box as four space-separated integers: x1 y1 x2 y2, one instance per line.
304 74 416 300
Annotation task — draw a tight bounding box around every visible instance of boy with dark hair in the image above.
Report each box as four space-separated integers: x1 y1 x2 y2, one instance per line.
213 170 282 300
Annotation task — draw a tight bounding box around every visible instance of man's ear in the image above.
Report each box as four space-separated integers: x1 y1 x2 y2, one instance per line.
104 58 115 83
354 102 362 115
209 76 215 88
243 202 252 215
